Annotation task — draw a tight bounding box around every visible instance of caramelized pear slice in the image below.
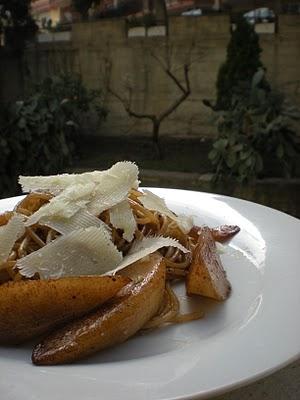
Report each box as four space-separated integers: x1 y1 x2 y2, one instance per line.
211 225 240 243
0 275 130 344
32 253 166 365
186 227 231 300
189 225 240 244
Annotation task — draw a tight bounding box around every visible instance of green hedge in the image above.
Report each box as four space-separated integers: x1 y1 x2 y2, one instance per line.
0 74 107 198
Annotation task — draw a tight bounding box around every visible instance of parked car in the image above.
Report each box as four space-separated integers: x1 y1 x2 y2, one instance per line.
244 8 275 24
181 8 202 17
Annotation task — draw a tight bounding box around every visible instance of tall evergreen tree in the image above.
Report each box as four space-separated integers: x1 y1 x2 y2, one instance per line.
216 16 263 110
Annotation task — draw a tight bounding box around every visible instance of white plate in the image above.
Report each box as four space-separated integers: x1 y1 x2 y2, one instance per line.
0 188 299 400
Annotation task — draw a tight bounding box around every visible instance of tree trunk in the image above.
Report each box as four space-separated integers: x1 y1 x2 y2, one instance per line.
152 119 163 159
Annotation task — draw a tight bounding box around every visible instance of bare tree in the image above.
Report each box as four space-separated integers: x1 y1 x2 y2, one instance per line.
109 56 191 158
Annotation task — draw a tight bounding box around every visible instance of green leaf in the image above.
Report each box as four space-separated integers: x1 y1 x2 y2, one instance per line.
226 151 237 168
213 138 228 151
49 99 59 113
251 68 265 89
208 149 218 161
240 149 252 160
276 144 284 159
66 120 78 128
232 143 243 152
246 155 254 167
14 101 24 115
25 97 38 114
18 117 26 129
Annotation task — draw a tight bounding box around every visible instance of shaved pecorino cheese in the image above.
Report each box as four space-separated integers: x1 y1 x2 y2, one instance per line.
0 214 25 266
87 162 139 215
19 162 139 194
40 210 110 236
19 171 103 194
24 162 139 226
109 235 189 275
109 200 136 242
139 190 194 233
16 226 122 279
25 183 95 226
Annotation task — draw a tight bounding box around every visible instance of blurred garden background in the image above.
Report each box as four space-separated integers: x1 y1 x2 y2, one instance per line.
0 0 299 216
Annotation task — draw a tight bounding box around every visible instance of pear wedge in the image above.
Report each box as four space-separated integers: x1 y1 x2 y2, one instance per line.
32 253 166 365
186 227 231 300
0 275 130 344
189 225 240 244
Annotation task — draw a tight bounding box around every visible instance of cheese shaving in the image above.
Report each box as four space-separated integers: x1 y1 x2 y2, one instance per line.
16 226 122 279
139 190 193 233
19 171 103 194
176 214 194 234
40 210 110 236
19 161 139 194
109 235 189 274
25 183 95 226
87 162 139 215
0 214 25 266
25 162 139 226
109 200 136 242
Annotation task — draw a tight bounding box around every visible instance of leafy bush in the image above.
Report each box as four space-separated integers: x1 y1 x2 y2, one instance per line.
0 74 107 197
209 69 300 182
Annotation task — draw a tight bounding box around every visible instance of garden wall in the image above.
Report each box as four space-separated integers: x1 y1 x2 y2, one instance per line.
2 14 300 138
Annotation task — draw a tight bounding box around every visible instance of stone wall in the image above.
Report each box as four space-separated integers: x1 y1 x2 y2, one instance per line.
18 15 300 137
70 15 231 137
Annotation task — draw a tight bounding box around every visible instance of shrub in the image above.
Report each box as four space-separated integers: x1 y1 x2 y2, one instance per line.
209 69 300 182
0 74 107 197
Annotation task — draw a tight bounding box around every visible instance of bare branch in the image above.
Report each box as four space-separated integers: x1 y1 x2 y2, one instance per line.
150 51 167 71
151 52 188 94
164 67 187 94
108 50 192 157
184 64 191 93
108 87 156 122
157 64 191 122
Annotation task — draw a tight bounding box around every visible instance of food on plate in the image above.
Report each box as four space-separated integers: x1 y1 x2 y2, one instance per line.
32 254 165 365
186 227 231 300
211 225 240 243
0 275 130 344
189 225 240 244
0 161 240 364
